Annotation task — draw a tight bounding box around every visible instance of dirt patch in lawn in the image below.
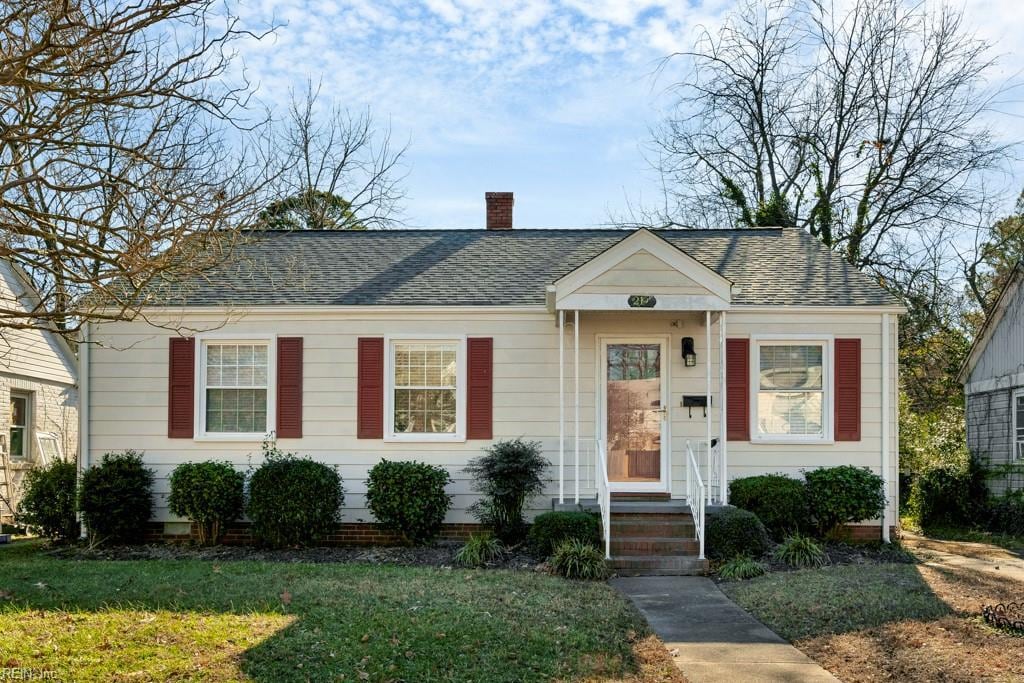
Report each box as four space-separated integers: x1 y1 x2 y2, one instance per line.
728 555 1024 682
47 540 544 570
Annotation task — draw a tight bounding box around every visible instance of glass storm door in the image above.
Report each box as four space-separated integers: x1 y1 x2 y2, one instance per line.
603 340 667 491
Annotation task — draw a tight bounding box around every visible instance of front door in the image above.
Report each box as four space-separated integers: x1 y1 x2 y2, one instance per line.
601 338 668 492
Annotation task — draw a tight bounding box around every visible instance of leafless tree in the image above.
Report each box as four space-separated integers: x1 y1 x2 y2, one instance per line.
0 0 276 334
650 0 1010 280
258 84 407 231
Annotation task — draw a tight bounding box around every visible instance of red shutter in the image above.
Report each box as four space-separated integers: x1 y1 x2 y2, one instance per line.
168 337 195 438
834 338 861 441
467 337 493 440
276 337 303 438
726 338 750 441
357 337 385 439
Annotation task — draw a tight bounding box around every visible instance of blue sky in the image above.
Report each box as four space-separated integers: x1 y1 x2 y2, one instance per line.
238 0 1024 229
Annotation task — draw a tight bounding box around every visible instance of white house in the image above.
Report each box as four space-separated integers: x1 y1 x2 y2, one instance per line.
0 259 78 520
81 193 902 573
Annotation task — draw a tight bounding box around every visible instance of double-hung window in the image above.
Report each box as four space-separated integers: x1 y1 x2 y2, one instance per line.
754 340 831 442
9 392 29 460
386 338 465 441
200 339 273 438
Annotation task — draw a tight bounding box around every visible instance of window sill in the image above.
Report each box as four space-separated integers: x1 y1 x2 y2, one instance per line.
384 433 466 444
751 437 834 446
193 432 272 443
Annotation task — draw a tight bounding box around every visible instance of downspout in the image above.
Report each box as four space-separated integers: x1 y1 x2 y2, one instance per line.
78 322 90 538
881 313 891 543
558 309 564 504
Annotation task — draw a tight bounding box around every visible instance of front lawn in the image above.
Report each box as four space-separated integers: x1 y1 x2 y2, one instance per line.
722 561 1024 681
0 542 680 682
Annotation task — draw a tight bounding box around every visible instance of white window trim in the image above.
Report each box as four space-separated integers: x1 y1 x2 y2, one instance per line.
384 334 467 443
1013 388 1024 461
750 335 834 445
9 391 31 461
194 333 277 442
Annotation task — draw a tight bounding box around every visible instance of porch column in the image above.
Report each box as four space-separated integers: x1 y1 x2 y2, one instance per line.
705 310 712 494
574 310 580 504
719 311 728 504
558 309 565 504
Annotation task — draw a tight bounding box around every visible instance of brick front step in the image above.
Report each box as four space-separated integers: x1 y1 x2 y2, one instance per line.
611 555 708 576
611 536 700 556
611 520 695 537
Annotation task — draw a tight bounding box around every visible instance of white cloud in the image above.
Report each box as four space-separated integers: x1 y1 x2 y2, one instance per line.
232 0 1023 226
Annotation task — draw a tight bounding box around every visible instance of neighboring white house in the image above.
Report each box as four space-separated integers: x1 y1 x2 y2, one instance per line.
0 259 78 519
960 263 1024 494
82 193 902 570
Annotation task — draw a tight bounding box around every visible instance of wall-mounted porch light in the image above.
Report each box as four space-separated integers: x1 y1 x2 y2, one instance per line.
682 337 697 367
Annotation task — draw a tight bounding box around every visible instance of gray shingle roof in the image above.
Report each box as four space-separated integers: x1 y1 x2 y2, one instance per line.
151 227 900 307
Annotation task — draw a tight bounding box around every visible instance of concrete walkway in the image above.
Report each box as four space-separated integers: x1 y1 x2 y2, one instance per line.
611 576 840 683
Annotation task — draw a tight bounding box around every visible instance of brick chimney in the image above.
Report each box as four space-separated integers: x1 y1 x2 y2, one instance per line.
485 192 513 230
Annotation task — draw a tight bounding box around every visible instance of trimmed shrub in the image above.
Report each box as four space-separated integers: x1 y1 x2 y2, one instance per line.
78 450 153 544
550 539 609 580
528 510 601 557
15 460 78 542
455 532 505 567
465 439 547 544
804 466 886 537
717 556 767 580
247 442 343 548
365 460 453 545
706 507 770 560
729 474 807 539
906 459 988 530
167 461 245 545
774 534 827 568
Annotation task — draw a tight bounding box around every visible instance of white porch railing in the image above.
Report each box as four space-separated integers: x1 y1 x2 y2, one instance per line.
594 439 611 560
685 440 706 560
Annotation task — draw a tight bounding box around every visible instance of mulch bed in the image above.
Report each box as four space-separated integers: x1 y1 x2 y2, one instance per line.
714 542 917 579
47 540 545 571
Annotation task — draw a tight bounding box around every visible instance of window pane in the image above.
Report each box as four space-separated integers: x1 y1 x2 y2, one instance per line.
10 427 25 457
206 388 267 433
607 344 660 381
760 345 822 390
394 388 456 433
11 396 26 426
757 391 823 436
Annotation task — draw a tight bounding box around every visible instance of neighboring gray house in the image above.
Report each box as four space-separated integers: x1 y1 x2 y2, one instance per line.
961 263 1024 494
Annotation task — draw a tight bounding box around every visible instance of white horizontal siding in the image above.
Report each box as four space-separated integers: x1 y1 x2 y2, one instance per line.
89 307 898 525
0 261 76 386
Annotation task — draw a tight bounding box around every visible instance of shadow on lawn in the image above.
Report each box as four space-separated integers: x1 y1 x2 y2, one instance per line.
0 542 647 683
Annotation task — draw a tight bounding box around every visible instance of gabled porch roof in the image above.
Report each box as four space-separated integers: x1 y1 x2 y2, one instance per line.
546 229 733 312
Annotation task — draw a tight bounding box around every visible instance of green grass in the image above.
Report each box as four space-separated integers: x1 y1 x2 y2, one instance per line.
0 541 648 682
721 564 951 641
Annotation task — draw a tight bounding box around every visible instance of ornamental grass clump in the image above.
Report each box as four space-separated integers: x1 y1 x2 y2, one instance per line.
454 532 505 567
716 556 767 581
550 539 609 580
774 534 827 568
